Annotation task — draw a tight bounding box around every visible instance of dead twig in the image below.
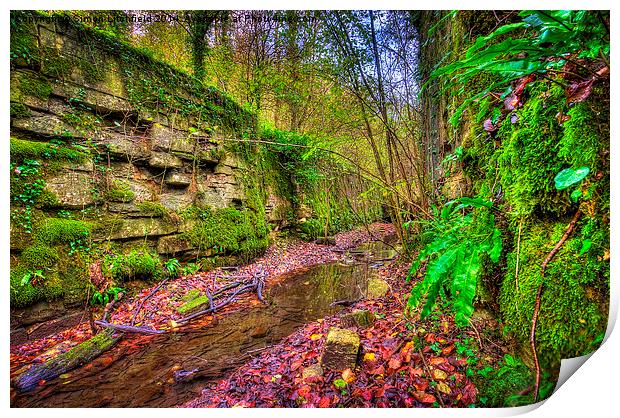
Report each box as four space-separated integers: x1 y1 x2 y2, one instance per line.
532 209 582 402
94 320 166 335
541 210 581 275
417 348 446 407
102 292 124 322
530 284 544 403
131 279 169 326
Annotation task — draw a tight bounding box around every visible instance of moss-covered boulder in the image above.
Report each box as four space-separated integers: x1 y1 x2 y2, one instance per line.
366 278 389 299
320 327 360 371
341 310 376 328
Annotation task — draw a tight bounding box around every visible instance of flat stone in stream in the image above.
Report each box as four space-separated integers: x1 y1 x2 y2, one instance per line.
321 327 360 371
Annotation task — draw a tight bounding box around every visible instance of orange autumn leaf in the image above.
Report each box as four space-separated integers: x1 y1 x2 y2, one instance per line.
388 357 402 370
429 357 446 366
341 368 355 383
414 391 436 404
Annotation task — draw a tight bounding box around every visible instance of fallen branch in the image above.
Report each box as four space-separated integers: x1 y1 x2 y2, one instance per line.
94 320 166 335
131 279 168 326
177 284 256 324
102 292 124 322
13 329 120 392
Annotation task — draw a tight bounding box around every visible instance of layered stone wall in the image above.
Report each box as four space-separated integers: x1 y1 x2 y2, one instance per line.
9 12 292 335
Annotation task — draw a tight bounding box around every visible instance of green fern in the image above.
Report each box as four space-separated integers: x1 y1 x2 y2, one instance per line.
426 10 609 125
406 197 502 326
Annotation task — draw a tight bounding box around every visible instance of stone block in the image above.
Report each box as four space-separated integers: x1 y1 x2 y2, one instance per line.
12 112 79 138
302 363 324 382
151 123 195 154
219 151 243 168
50 80 132 114
366 278 390 299
321 327 360 371
45 170 96 208
159 192 194 211
214 163 234 176
100 218 177 241
64 158 94 172
98 132 151 161
157 235 195 255
107 202 142 215
164 171 192 187
195 188 228 209
149 152 184 169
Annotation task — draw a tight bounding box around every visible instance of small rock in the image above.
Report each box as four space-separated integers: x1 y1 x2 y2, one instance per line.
366 278 390 299
320 327 360 371
302 363 324 382
164 171 192 187
341 310 376 328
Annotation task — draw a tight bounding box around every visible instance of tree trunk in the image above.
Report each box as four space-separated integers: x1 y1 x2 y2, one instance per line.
13 329 120 392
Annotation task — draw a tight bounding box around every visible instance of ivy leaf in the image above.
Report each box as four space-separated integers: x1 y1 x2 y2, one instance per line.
554 167 590 190
578 239 592 256
21 272 32 286
488 228 503 263
570 188 583 202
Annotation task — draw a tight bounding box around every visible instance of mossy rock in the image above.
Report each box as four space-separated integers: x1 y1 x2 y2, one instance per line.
341 309 376 328
366 278 389 299
180 289 201 302
302 363 324 382
176 295 209 315
321 327 360 371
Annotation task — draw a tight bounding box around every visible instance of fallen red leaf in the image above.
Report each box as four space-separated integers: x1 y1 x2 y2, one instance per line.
413 391 436 404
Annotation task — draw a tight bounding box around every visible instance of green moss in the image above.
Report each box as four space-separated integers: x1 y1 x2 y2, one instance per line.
177 295 209 314
136 201 167 217
102 249 164 282
180 289 202 302
10 264 64 308
34 218 91 246
105 180 135 203
558 102 606 173
496 83 569 217
10 102 30 118
18 75 53 100
36 189 60 208
77 58 106 83
41 47 73 79
498 218 608 365
181 204 268 259
21 245 60 269
58 255 90 306
10 138 87 162
10 12 41 67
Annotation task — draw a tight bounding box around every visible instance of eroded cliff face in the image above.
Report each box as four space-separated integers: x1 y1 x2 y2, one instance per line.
9 12 292 336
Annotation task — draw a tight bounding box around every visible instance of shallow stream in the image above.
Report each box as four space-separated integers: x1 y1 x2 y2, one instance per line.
12 246 393 408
